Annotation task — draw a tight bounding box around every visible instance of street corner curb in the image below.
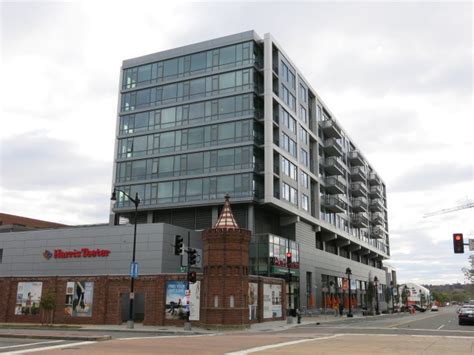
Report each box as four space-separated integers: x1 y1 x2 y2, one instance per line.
0 333 112 341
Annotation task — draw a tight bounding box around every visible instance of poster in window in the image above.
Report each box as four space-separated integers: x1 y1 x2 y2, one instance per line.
248 282 258 320
15 282 42 315
71 281 94 317
263 284 282 319
64 282 75 316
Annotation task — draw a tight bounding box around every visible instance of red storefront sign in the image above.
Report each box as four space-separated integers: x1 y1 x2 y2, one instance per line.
43 248 111 260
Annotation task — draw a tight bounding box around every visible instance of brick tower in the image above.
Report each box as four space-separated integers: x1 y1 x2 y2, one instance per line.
201 195 251 328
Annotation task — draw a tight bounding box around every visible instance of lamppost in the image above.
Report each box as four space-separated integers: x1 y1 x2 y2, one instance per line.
346 267 353 318
111 188 140 329
374 276 380 315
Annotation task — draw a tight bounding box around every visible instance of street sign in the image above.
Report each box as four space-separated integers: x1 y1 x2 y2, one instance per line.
130 261 139 279
469 239 474 251
179 266 187 273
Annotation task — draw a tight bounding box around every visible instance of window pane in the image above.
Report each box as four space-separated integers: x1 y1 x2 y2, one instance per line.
187 179 202 200
134 112 149 131
188 127 204 147
161 107 175 127
163 59 178 78
191 52 206 72
217 175 233 194
187 152 203 174
219 72 235 89
162 83 177 101
137 64 151 83
159 156 174 177
189 102 205 120
219 97 235 115
219 46 236 65
160 132 175 152
217 149 234 168
218 122 234 142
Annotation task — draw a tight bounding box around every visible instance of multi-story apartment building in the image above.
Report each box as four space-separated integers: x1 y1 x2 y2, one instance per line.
110 31 390 311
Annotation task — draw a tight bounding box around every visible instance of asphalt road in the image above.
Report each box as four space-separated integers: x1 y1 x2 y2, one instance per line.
1 306 472 354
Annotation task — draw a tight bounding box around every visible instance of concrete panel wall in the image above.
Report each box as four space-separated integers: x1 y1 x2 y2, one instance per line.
0 224 200 277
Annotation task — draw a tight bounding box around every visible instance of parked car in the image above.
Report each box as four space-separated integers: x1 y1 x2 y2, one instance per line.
412 304 427 312
458 307 474 325
431 305 439 311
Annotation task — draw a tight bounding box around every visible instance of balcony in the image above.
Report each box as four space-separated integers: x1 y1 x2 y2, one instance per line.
350 182 368 197
351 212 369 228
352 196 368 212
350 166 367 182
323 196 346 213
370 225 384 239
325 176 347 195
319 119 342 139
368 172 382 186
369 186 382 199
371 212 384 226
369 198 384 212
324 157 346 176
323 138 343 157
348 150 365 166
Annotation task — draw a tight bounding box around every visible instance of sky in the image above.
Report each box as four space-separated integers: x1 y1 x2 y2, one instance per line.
0 1 472 285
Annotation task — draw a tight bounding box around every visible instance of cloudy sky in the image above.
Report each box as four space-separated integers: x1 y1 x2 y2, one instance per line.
1 1 472 285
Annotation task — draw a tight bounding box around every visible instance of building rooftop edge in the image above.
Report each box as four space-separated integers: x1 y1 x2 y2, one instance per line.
122 30 261 69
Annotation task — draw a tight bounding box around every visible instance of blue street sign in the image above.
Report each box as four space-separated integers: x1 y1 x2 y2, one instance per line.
130 261 139 279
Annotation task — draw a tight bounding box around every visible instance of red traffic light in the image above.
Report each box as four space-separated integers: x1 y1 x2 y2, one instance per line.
286 252 292 258
453 233 464 254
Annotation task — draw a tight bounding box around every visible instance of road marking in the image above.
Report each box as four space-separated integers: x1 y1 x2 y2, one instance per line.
8 341 96 354
387 313 445 328
118 333 218 341
298 325 474 333
225 335 343 355
0 340 63 350
437 324 445 330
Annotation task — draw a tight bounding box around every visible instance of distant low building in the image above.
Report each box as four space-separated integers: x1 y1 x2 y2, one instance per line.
0 213 67 233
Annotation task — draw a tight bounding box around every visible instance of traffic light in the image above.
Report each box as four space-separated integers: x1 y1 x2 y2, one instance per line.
453 233 464 254
286 252 292 266
174 235 183 255
187 271 197 283
189 249 197 266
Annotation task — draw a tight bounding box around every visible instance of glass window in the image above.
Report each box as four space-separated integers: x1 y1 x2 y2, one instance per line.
217 175 233 194
218 149 234 168
219 46 236 65
134 112 149 132
302 194 309 211
161 107 176 127
219 96 235 115
137 64 151 84
187 152 203 174
189 102 205 120
301 171 309 188
300 106 307 124
188 127 204 148
187 179 202 200
190 78 205 98
163 59 178 78
218 122 234 143
300 149 309 167
190 52 206 72
219 72 236 90
162 83 177 101
131 160 146 180
160 132 175 152
159 156 174 177
158 181 173 200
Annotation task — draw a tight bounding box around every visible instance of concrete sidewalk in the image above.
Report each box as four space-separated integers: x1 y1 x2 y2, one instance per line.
0 311 387 340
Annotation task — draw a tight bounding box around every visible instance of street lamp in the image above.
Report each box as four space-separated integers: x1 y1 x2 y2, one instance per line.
111 188 140 329
374 276 380 315
346 267 353 318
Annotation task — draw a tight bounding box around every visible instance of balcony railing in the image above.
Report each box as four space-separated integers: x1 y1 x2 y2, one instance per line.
370 225 384 239
324 157 346 176
319 119 342 139
350 182 368 197
323 196 346 213
323 138 343 157
371 212 384 226
325 176 347 195
368 172 382 186
351 212 369 228
352 196 368 212
369 186 382 198
348 150 365 166
350 166 367 182
369 198 384 212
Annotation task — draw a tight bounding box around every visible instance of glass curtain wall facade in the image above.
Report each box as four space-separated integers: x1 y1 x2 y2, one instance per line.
111 31 391 311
